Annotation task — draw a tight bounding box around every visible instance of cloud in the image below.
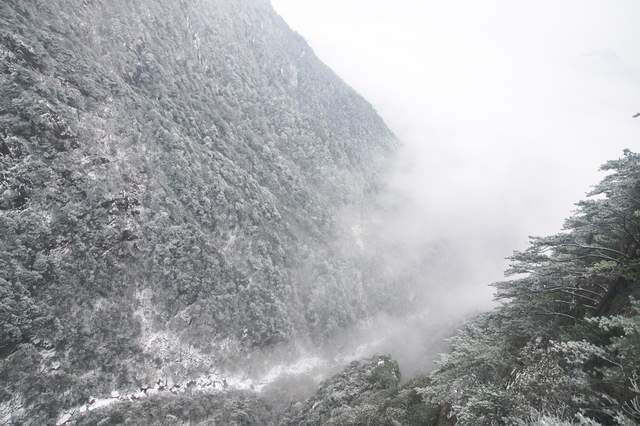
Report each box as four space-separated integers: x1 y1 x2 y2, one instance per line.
272 0 640 371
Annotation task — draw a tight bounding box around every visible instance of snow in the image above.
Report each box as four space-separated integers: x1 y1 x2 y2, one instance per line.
55 355 329 425
55 413 71 426
54 332 390 425
56 291 392 425
351 224 365 249
0 395 25 425
254 356 324 391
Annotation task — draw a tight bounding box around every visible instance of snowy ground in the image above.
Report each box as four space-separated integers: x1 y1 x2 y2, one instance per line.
56 304 454 425
55 345 378 425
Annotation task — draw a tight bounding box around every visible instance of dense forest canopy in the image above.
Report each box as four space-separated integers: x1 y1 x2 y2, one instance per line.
1 0 638 425
66 150 640 426
0 0 400 423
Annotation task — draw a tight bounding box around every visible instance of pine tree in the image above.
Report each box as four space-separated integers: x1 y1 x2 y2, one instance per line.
422 150 640 424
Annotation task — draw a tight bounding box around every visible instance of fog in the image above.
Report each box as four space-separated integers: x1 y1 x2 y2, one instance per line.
270 0 640 374
273 0 640 305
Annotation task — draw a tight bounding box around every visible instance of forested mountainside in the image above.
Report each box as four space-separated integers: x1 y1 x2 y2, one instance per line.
289 151 640 425
2 0 638 424
420 151 640 425
0 0 397 422
68 354 446 425
307 151 639 426
82 149 633 426
239 151 638 426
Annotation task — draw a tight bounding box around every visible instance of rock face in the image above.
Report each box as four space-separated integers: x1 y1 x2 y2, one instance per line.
0 0 395 422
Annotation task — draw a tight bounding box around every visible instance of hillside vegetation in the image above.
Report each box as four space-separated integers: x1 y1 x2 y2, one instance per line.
31 149 640 425
280 151 640 425
1 0 638 424
0 0 396 422
420 150 640 424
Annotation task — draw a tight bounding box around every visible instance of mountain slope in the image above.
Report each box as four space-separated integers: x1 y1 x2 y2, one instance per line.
271 151 640 426
415 151 640 424
0 0 395 422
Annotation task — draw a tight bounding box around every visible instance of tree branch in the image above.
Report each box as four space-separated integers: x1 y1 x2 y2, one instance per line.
555 243 627 258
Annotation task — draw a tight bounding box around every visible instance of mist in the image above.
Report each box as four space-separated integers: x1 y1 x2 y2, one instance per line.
271 0 640 374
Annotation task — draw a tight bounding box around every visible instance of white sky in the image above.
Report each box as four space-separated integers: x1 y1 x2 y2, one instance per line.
272 0 640 309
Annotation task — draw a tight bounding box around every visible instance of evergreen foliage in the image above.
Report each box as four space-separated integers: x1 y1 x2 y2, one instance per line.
0 0 395 422
420 150 640 425
282 355 445 425
2 0 638 424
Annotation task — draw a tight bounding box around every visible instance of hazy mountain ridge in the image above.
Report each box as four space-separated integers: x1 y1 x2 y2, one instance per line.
3 1 638 425
277 153 640 426
0 0 396 422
